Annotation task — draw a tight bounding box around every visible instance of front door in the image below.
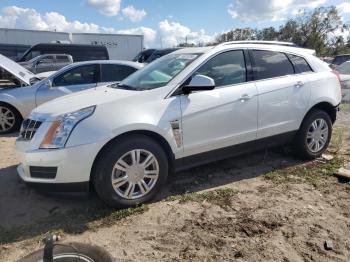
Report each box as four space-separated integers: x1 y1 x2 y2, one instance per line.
35 64 98 106
180 50 258 157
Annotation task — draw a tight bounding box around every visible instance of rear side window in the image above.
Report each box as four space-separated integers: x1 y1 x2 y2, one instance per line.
56 55 70 63
101 64 137 82
252 50 294 80
52 64 98 87
288 54 313 73
195 50 246 87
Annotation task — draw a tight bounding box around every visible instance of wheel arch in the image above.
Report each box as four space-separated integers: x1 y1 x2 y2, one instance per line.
303 101 337 124
89 129 176 189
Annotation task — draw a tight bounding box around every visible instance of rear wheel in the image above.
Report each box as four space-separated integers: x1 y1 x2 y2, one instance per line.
93 135 169 208
0 103 22 134
294 109 332 159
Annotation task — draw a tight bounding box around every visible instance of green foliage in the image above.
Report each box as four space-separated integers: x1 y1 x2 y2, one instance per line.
210 6 349 56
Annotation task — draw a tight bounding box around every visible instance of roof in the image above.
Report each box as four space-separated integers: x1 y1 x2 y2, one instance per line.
58 60 144 70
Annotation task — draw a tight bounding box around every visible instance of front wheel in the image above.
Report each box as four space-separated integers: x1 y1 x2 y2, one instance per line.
294 109 332 159
0 103 22 134
93 135 169 208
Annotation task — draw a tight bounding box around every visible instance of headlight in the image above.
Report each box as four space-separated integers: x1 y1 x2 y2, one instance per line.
40 106 95 149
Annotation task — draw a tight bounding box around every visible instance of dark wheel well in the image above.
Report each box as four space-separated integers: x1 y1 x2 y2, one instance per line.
89 130 175 189
306 102 337 124
0 101 23 121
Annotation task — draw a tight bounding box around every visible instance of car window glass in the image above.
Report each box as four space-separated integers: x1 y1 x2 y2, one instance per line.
38 56 54 64
101 64 137 82
336 62 350 74
52 64 97 87
253 50 294 80
288 54 313 73
195 50 246 87
56 55 70 63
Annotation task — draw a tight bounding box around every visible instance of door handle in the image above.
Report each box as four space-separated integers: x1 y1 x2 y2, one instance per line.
294 81 304 88
240 94 251 102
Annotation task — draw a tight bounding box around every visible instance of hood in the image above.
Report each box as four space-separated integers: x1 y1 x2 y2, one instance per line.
32 86 139 119
0 54 35 85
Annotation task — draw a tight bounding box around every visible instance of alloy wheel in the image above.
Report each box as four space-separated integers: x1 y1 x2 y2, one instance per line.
306 118 329 153
0 106 15 132
111 149 159 199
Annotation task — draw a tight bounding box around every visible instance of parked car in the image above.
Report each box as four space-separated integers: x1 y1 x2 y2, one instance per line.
145 48 180 63
19 54 73 74
335 61 350 102
0 54 55 88
17 43 109 62
331 54 350 68
133 49 156 63
0 60 143 133
16 42 341 207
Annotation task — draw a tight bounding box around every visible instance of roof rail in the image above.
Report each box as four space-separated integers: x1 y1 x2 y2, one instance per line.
218 40 297 47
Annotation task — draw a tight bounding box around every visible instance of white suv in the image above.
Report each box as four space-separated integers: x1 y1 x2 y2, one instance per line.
16 42 341 207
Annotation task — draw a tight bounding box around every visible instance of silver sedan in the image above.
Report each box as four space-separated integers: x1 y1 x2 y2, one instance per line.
0 60 143 134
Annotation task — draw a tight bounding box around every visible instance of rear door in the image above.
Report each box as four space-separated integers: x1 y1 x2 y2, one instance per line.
98 64 138 86
35 64 98 106
251 49 311 139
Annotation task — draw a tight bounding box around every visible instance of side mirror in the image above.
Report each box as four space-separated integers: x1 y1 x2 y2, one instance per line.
182 75 215 94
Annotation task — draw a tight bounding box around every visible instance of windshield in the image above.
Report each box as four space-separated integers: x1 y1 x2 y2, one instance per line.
336 62 350 75
115 53 200 91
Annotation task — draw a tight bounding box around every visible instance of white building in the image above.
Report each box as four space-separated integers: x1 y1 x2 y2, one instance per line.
0 28 143 60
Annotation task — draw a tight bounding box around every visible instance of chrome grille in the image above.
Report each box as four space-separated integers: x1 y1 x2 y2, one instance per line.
19 119 42 141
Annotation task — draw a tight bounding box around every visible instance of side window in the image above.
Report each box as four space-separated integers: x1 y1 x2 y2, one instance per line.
38 55 54 64
101 64 137 82
287 54 313 73
52 64 97 87
56 55 70 63
252 50 294 80
195 50 246 87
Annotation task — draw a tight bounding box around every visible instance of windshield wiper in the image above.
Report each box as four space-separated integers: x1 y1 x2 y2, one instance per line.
111 83 137 90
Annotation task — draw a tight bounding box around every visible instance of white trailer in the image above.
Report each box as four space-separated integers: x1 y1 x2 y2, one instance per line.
0 28 143 60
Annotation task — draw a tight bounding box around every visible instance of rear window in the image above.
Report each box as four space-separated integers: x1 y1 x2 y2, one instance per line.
101 64 137 82
288 54 313 73
252 50 294 80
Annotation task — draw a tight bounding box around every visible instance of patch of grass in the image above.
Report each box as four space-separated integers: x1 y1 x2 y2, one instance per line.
328 127 344 154
264 157 343 188
165 188 251 207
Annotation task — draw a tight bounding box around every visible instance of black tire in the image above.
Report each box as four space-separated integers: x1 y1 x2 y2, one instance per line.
0 102 22 134
294 109 332 159
18 242 114 262
93 134 169 208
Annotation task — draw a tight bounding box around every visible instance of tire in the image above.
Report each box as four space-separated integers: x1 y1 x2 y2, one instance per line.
18 242 114 262
0 102 22 134
93 134 169 208
294 109 332 159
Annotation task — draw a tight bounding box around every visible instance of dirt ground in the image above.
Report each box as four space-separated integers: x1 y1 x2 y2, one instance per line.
1 106 350 262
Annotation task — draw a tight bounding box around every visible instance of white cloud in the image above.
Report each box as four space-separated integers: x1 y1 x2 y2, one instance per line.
337 2 350 14
228 0 326 22
122 5 146 22
86 0 121 16
158 20 214 47
0 6 215 48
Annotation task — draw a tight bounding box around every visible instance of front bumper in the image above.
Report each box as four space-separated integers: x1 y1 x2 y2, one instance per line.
16 140 106 191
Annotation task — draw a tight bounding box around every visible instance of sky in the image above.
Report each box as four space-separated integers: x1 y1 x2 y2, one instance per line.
0 0 349 47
